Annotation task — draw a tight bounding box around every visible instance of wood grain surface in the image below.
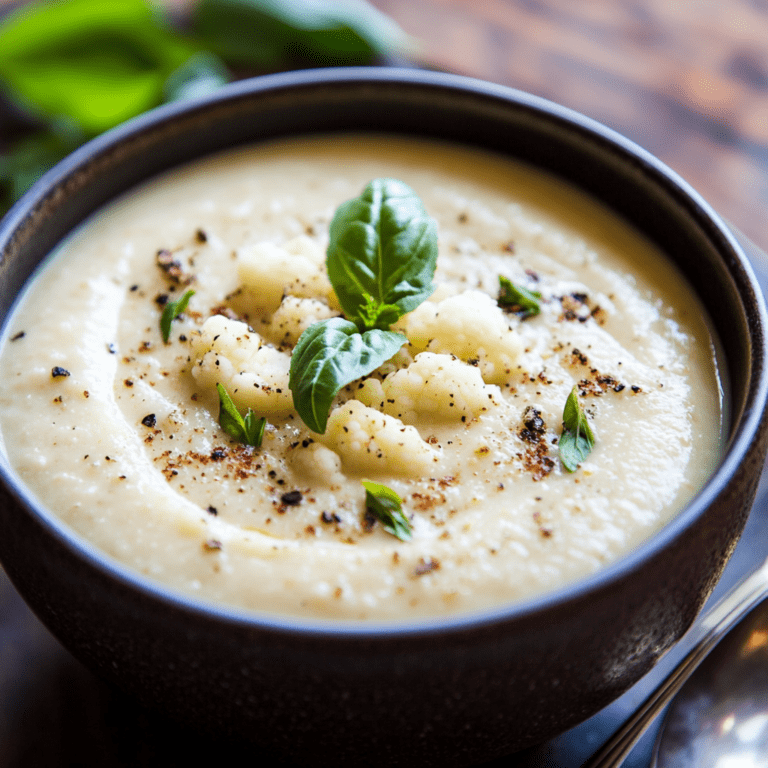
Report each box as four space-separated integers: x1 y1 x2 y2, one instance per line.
374 0 768 253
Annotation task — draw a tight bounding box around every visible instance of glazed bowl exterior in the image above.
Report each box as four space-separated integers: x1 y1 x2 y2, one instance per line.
0 69 766 767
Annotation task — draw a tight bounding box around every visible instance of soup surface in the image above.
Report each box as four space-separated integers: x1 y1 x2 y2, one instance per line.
0 135 724 620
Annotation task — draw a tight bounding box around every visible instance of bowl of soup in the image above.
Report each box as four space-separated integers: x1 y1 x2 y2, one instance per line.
0 68 765 766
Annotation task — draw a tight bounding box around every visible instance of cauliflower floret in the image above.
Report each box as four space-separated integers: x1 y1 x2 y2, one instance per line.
316 400 438 476
238 235 335 312
357 352 501 423
397 290 522 384
267 296 339 347
190 315 293 415
291 442 345 486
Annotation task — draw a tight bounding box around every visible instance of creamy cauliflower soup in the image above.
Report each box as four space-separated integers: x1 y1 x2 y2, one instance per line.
0 135 724 620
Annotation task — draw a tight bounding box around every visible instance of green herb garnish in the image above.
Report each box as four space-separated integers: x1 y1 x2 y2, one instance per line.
289 178 438 433
160 289 195 343
497 275 541 318
327 177 439 331
216 383 266 447
0 0 408 213
559 386 595 472
362 479 412 541
289 318 407 434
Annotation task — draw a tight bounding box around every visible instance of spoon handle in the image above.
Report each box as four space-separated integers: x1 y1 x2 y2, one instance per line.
582 559 768 768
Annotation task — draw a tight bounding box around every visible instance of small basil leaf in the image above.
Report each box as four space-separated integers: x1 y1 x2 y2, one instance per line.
498 275 542 318
217 382 246 441
362 479 412 541
559 386 595 472
327 178 438 329
243 410 266 448
289 317 406 434
160 289 194 343
354 294 402 334
216 383 266 447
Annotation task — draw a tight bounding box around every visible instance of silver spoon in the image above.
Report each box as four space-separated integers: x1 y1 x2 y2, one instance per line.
583 557 768 767
652 583 768 767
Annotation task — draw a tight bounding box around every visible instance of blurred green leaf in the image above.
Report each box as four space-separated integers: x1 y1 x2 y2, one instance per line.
0 0 413 217
193 0 411 68
0 118 86 208
163 51 230 102
0 0 202 134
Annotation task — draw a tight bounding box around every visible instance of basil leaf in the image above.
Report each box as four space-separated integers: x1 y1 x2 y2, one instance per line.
327 178 438 330
216 383 265 447
217 382 245 439
160 289 194 343
289 317 406 434
498 275 541 318
362 480 412 541
289 180 435 433
355 294 402 333
0 0 200 134
243 410 267 447
193 0 409 69
559 386 595 472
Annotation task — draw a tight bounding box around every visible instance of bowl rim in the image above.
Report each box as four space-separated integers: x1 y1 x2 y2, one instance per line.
2 66 767 640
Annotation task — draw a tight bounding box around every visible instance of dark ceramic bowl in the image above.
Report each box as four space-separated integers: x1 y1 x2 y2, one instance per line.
1 68 767 767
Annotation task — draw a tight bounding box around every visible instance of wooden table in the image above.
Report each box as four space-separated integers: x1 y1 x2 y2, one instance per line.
375 0 768 254
3 2 768 766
